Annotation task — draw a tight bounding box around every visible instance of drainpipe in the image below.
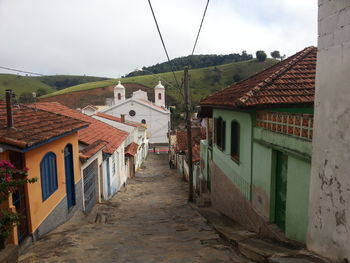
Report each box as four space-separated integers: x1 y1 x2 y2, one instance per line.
5 89 13 128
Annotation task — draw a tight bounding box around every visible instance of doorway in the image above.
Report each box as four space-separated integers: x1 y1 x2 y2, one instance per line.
275 151 288 231
64 144 76 210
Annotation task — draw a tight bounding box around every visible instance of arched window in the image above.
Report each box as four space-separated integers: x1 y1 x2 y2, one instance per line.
214 117 226 151
231 121 240 161
158 93 162 100
40 152 58 201
118 93 121 100
141 119 146 124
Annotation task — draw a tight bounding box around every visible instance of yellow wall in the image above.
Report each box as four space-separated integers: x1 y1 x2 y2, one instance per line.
24 132 81 233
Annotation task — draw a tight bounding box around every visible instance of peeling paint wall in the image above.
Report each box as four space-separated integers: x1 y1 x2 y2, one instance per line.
308 1 350 261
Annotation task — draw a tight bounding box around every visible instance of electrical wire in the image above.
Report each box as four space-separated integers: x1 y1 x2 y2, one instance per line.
0 66 44 76
147 0 184 99
189 0 210 67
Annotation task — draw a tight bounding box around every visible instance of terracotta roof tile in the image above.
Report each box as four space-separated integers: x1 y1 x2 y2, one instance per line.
200 47 316 109
95 112 145 128
175 127 205 152
29 102 129 155
0 102 88 149
80 140 107 160
125 142 139 156
136 99 167 111
192 144 200 163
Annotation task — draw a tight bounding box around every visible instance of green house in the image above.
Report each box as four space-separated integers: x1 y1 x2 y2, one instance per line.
199 47 316 243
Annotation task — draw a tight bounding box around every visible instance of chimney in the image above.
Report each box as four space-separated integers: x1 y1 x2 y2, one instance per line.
5 89 13 128
121 114 125 123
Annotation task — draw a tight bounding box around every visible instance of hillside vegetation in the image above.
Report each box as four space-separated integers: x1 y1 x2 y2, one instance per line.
35 75 110 90
0 74 54 99
42 59 278 105
126 51 253 77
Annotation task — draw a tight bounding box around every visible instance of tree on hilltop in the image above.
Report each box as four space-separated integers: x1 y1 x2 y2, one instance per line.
271 50 281 60
256 50 267 62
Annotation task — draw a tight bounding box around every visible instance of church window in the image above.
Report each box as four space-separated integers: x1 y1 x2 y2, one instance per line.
158 93 162 100
141 119 146 124
129 110 136 117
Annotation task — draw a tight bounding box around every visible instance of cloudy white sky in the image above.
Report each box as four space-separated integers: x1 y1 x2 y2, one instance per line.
0 0 317 78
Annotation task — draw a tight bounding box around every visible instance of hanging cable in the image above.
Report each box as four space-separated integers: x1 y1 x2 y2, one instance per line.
147 0 184 99
0 66 45 76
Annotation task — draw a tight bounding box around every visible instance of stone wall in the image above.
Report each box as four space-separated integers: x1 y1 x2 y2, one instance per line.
308 1 350 261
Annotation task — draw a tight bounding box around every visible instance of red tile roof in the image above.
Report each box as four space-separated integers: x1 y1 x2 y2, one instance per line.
175 127 205 152
125 142 139 156
80 139 107 160
200 47 316 109
192 144 200 163
136 99 167 112
0 102 88 149
30 102 129 155
95 112 144 128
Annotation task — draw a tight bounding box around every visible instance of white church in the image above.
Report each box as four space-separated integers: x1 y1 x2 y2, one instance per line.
102 81 171 146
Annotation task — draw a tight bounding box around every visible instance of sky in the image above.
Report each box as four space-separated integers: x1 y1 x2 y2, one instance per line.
0 0 317 78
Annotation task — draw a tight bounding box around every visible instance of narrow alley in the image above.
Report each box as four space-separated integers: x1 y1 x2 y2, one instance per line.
19 153 249 263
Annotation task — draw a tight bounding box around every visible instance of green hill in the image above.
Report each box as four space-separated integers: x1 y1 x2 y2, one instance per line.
42 59 278 105
35 75 110 90
0 74 54 99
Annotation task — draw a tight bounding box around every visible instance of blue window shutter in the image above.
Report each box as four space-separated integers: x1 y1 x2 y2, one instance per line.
40 152 58 201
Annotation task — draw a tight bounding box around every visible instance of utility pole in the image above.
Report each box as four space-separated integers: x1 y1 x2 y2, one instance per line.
184 67 194 202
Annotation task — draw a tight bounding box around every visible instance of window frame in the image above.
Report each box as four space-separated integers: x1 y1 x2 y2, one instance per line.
40 152 58 201
214 117 226 151
230 120 240 162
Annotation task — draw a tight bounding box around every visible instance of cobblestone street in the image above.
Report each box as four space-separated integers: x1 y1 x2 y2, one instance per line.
19 153 249 263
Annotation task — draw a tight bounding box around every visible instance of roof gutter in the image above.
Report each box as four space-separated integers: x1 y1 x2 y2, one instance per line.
0 125 88 153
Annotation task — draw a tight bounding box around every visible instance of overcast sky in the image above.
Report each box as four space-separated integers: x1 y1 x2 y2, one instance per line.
0 0 317 78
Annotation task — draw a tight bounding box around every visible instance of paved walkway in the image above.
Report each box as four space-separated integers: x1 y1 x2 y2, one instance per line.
19 153 250 263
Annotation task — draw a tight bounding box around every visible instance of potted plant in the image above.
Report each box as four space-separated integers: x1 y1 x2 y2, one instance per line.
0 160 36 249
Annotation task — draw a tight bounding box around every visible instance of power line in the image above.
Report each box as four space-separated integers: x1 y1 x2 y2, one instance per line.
147 0 183 98
189 0 210 67
0 66 45 76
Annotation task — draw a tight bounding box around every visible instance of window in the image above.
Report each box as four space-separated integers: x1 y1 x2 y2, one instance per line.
129 110 136 117
141 119 146 124
214 117 226 151
118 93 121 100
231 121 240 161
158 93 162 100
40 152 58 201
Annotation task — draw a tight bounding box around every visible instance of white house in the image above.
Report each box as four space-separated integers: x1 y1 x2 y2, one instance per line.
103 81 171 147
92 112 149 175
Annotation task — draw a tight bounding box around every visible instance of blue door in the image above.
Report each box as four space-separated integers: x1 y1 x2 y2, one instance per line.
64 144 76 209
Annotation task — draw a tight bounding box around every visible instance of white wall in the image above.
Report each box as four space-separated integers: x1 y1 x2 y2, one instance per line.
80 150 103 209
104 99 170 144
308 1 350 261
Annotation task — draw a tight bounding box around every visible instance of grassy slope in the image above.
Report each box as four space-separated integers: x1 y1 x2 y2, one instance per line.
0 74 54 99
41 59 278 104
35 75 110 90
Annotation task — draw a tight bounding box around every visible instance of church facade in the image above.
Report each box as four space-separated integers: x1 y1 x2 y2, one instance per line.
102 81 170 146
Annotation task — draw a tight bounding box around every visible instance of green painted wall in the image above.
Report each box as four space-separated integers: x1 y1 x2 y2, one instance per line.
252 142 274 218
271 107 314 114
254 127 312 158
285 156 311 243
213 109 252 199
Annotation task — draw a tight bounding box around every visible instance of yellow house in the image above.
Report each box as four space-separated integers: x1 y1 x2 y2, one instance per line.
0 93 88 245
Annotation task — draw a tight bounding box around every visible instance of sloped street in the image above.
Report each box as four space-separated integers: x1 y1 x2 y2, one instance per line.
19 153 250 263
